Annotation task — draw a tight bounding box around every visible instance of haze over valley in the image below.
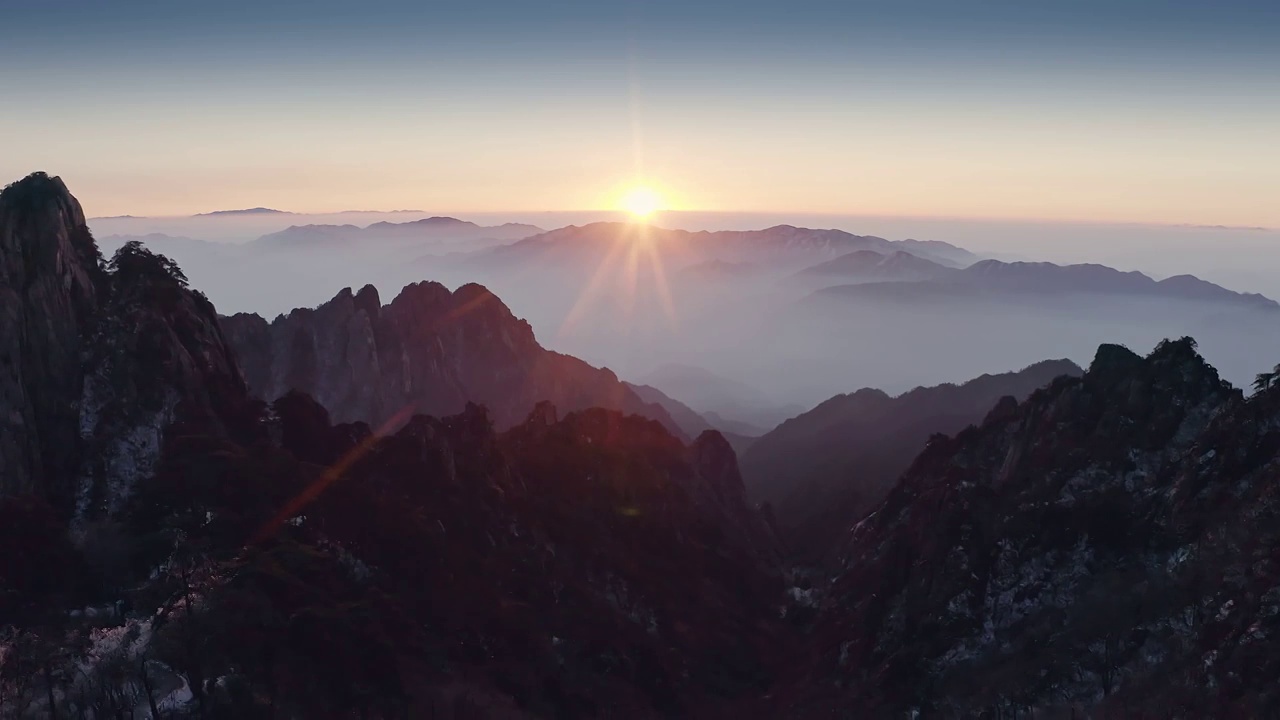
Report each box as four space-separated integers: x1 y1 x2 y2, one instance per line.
5 1 1280 717
92 209 1280 416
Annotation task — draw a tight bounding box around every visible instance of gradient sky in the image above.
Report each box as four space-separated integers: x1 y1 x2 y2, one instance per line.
2 0 1278 225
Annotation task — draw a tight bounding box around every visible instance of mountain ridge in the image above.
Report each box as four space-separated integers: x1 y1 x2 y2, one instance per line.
741 358 1083 562
221 281 686 438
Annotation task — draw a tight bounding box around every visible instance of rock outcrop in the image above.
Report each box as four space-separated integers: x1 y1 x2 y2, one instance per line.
767 337 1280 716
741 358 1082 561
221 282 684 436
0 173 247 514
0 173 103 502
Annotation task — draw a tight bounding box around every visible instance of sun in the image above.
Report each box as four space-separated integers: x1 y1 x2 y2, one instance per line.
619 186 665 219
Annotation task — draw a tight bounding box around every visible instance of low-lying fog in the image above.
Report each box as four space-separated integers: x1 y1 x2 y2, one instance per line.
93 211 1280 425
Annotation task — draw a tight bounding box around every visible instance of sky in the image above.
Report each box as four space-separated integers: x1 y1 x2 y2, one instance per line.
2 0 1278 226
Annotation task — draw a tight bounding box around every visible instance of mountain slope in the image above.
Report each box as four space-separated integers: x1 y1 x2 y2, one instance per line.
0 173 789 718
771 338 1280 716
473 222 967 274
796 249 955 282
0 173 248 513
221 282 685 437
741 359 1082 561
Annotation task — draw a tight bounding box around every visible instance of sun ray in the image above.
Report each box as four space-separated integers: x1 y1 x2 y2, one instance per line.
557 228 634 338
641 231 679 329
621 225 642 329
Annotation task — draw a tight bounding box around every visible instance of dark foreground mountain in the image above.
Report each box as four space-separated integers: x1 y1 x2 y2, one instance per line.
12 172 1280 718
764 338 1280 717
221 284 684 437
0 173 247 515
741 359 1082 562
0 173 787 718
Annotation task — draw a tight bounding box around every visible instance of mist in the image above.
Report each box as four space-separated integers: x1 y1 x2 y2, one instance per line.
92 212 1280 433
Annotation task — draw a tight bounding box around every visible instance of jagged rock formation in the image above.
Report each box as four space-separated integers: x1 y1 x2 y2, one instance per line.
741 359 1082 561
75 242 248 518
0 173 103 502
769 338 1280 716
0 173 246 514
221 282 683 436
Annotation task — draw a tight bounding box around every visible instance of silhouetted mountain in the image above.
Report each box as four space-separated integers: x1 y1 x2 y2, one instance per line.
895 237 981 267
797 249 955 282
221 282 685 437
741 359 1081 561
474 222 968 273
11 171 1280 718
254 217 542 250
766 338 1280 716
0 173 247 513
702 412 769 438
624 381 714 437
0 174 790 718
196 207 292 216
624 382 762 457
815 259 1279 310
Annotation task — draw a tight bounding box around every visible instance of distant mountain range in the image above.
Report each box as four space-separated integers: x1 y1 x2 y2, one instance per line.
195 207 291 216
472 222 979 272
15 172 1280 717
254 217 543 250
740 359 1082 561
808 257 1279 310
796 249 955 282
623 381 763 456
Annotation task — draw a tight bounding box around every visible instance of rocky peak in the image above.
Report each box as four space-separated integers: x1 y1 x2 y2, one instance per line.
220 281 683 436
779 338 1258 716
0 173 247 514
0 173 103 502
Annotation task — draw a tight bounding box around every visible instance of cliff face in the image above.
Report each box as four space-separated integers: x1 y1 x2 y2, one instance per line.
767 338 1280 717
74 242 248 517
0 173 102 501
221 281 683 436
0 173 246 514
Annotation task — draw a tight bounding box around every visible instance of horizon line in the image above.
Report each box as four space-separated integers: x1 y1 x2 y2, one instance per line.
87 208 1278 234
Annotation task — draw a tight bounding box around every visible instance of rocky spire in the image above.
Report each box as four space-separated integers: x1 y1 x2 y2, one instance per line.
0 173 103 501
0 172 248 514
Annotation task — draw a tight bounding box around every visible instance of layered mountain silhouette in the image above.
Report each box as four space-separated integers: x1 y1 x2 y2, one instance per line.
811 258 1278 310
470 222 973 272
11 170 1280 718
795 249 955 283
0 173 248 514
254 217 542 250
740 359 1082 561
221 282 685 437
768 338 1280 717
0 173 788 717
